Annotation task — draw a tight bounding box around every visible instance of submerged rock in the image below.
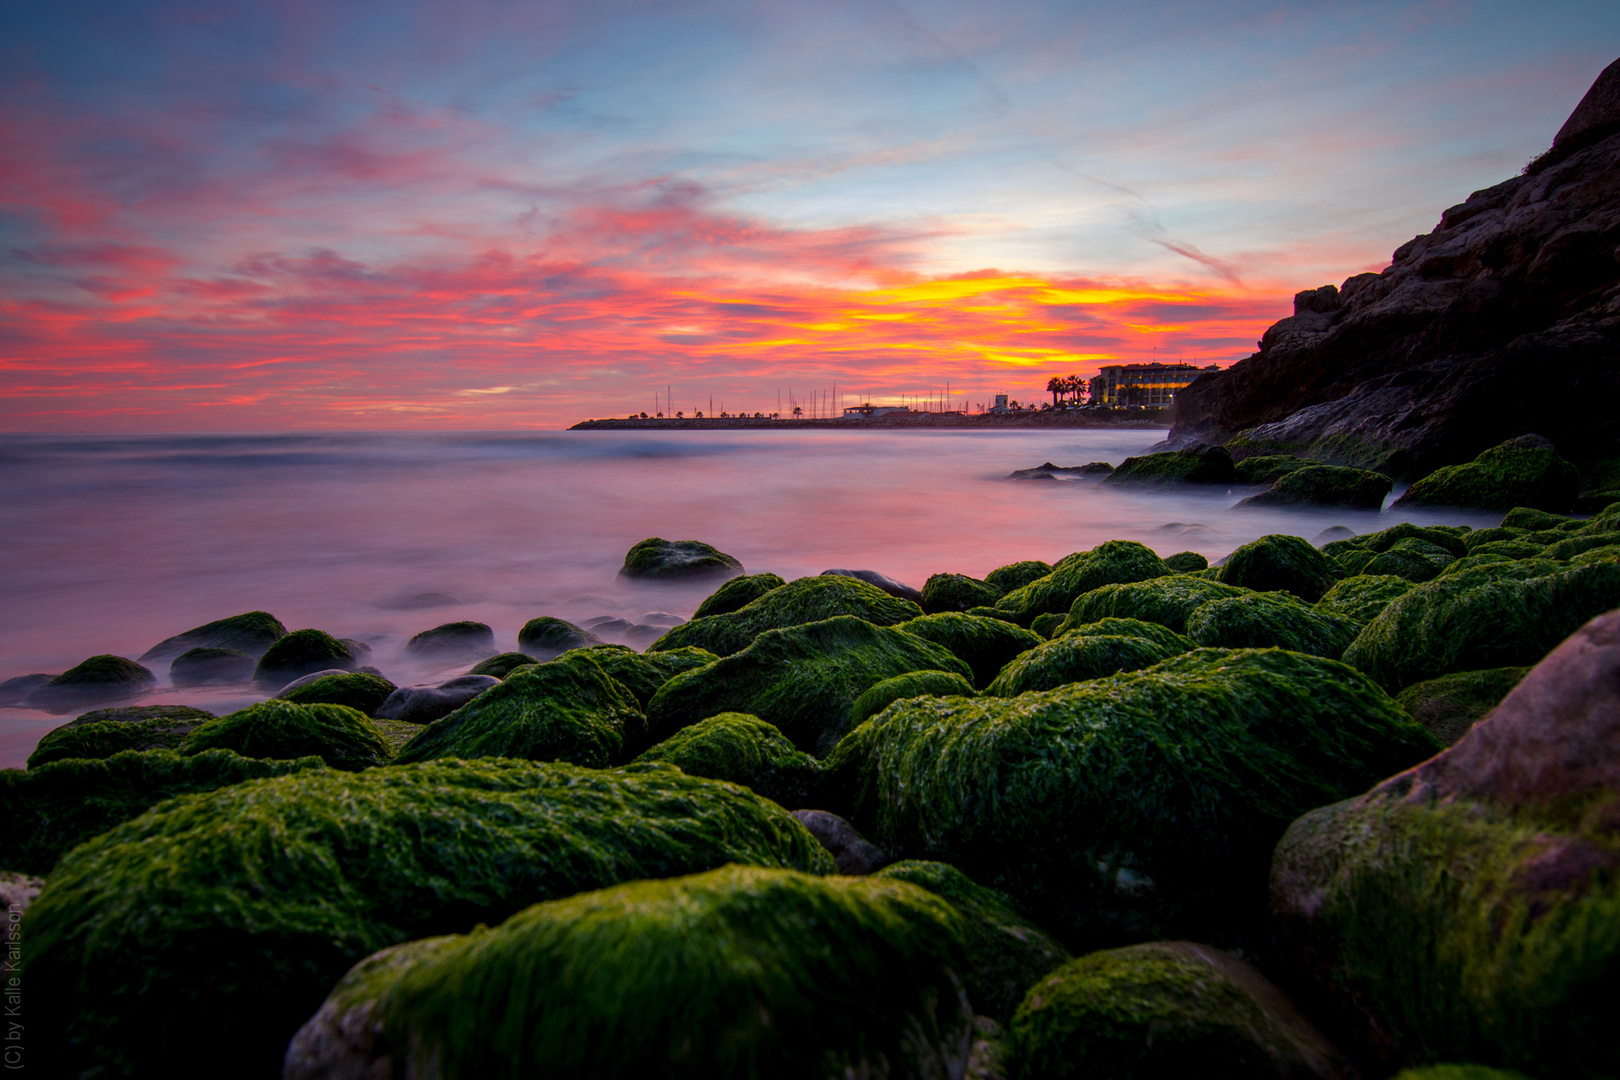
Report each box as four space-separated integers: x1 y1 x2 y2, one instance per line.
372 674 498 726
26 655 156 714
619 537 744 581
466 651 537 679
183 700 390 771
1397 434 1583 512
515 616 604 660
253 629 360 689
277 670 397 714
1238 464 1393 510
635 712 820 807
403 620 496 659
0 673 53 707
649 575 923 657
821 567 925 604
691 571 786 618
169 646 256 685
1103 446 1237 487
138 610 287 663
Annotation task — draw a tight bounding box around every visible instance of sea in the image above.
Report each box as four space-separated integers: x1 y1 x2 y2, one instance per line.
0 428 1505 766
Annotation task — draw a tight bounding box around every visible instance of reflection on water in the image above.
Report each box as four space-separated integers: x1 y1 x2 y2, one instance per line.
0 429 1503 765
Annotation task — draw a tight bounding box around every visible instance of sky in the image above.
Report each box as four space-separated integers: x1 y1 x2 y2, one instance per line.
1 0 1616 430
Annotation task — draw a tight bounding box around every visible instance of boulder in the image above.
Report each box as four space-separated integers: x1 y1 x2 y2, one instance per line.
283 866 968 1080
1361 538 1456 582
691 571 786 618
849 670 977 728
984 560 1054 594
1185 593 1360 659
558 643 717 708
1163 551 1209 572
1238 464 1393 510
921 572 1003 614
26 655 155 714
1397 434 1583 512
403 620 496 659
1234 454 1314 485
1392 666 1529 746
821 568 925 604
466 651 536 679
138 610 287 663
515 616 603 659
169 646 256 686
371 673 498 726
1061 616 1196 652
1271 608 1620 1075
1314 574 1414 626
634 712 821 807
27 711 209 769
895 613 1045 689
648 575 923 658
994 541 1174 623
1009 461 1112 479
1066 575 1249 633
792 810 890 875
183 700 390 771
20 759 834 1079
277 670 397 714
252 629 359 689
1218 534 1341 602
1030 612 1067 638
0 673 53 707
986 634 1183 696
66 703 215 728
1102 446 1236 486
619 537 744 581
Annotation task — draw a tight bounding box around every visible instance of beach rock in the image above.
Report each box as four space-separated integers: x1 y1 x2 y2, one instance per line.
1314 574 1414 625
1396 434 1583 512
1218 534 1342 602
277 670 397 714
138 610 287 663
373 591 459 611
1331 521 1469 558
1009 461 1112 479
1313 525 1356 546
26 655 156 713
984 560 1054 594
849 669 977 728
372 674 498 726
792 810 888 875
403 620 496 659
986 634 1183 696
283 866 966 1080
1163 550 1209 572
1103 445 1236 486
169 646 256 686
1238 464 1393 510
1061 616 1196 651
0 673 53 707
515 615 603 659
183 700 389 771
619 536 744 581
27 711 209 769
0 872 44 917
0 749 323 875
393 653 643 768
692 572 787 618
634 712 820 807
252 629 359 689
921 572 1003 613
825 648 1437 948
821 568 925 604
1271 608 1620 1075
1362 537 1457 582
648 575 924 657
1009 941 1356 1080
1066 575 1249 633
556 644 716 710
1234 454 1314 485
896 612 1045 688
1185 592 1359 659
1030 612 1066 638
994 541 1174 623
647 616 971 756
1392 666 1529 746
465 651 535 679
22 759 833 1079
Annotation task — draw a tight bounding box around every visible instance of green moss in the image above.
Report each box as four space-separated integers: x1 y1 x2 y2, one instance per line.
994 541 1173 623
922 572 1004 613
1342 559 1620 690
1439 554 1515 576
1571 543 1620 566
21 759 835 1079
1239 464 1393 510
1363 539 1457 582
138 610 288 662
27 716 203 769
1345 522 1470 558
1030 612 1067 638
1061 617 1195 653
692 572 787 618
289 865 966 1080
1185 593 1359 658
647 616 971 757
875 860 1069 1025
849 670 978 727
1315 574 1415 625
1392 667 1529 746
633 712 821 807
648 575 924 657
516 616 604 657
1399 436 1582 512
0 748 323 875
1103 447 1236 486
1542 529 1620 560
392 651 645 767
1464 539 1548 561
183 699 390 771
277 671 396 714
984 560 1054 594
67 704 215 727
1462 527 1525 551
405 620 495 657
826 648 1437 947
1233 454 1313 485
1335 547 1380 575
895 612 1045 689
561 643 719 706
1163 551 1209 573
1067 574 1249 634
619 537 744 580
1218 534 1342 602
29 655 156 711
253 629 358 688
169 646 256 685
467 651 538 678
1500 506 1579 532
986 635 1182 696
371 718 426 756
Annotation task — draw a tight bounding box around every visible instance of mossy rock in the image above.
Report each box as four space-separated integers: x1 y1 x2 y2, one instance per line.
691 571 787 618
27 715 205 769
66 704 215 728
1461 526 1525 552
371 717 426 756
921 573 1003 614
1315 574 1414 626
277 671 397 714
647 616 971 757
1571 543 1620 566
1103 446 1236 487
1389 1068 1532 1080
1185 593 1359 659
404 620 496 658
1061 617 1195 653
284 865 970 1080
1334 547 1380 575
1233 454 1314 485
1218 534 1341 602
169 646 256 686
21 759 834 1079
467 651 537 679
849 670 978 728
633 712 821 807
875 860 1069 1025
0 748 324 875
826 648 1437 947
252 629 358 688
1336 522 1469 558
986 634 1183 696
619 537 745 581
1163 551 1209 573
1543 529 1620 560
984 560 1054 594
895 612 1045 689
1500 506 1581 532
994 541 1173 623
1392 667 1529 746
1363 538 1456 582
1462 539 1547 561
27 655 156 712
1008 941 1355 1080
1438 553 1515 576
516 616 604 659
1030 612 1067 638
1342 559 1620 690
393 651 646 767
139 610 287 662
183 700 390 771
1066 575 1248 634
1398 435 1582 512
561 643 719 706
648 575 924 658
1239 464 1393 510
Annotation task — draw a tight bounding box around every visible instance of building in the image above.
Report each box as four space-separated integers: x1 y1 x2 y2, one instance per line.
842 404 914 419
1089 362 1219 407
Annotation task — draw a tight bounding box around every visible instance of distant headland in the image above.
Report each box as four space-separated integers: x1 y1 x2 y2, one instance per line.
569 405 1172 431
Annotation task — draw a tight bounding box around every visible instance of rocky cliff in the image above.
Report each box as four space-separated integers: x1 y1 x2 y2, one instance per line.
1168 57 1620 479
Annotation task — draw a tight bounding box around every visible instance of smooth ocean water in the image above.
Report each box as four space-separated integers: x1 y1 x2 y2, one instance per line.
0 429 1502 766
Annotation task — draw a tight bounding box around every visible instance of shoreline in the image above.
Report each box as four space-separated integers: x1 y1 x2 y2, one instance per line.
568 407 1171 431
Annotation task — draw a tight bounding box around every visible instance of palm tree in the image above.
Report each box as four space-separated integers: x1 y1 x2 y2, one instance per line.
1047 376 1064 407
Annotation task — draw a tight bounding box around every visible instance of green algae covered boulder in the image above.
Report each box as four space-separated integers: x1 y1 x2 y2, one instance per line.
1066 574 1248 633
985 634 1183 696
1062 616 1195 653
994 541 1173 623
1392 666 1528 746
619 536 745 581
1009 941 1356 1080
22 758 835 1080
1218 534 1341 602
1362 537 1456 582
895 612 1044 688
27 714 205 769
874 860 1069 1025
1315 574 1414 626
921 572 1003 614
393 651 646 767
169 646 256 685
1501 505 1581 532
1239 464 1393 510
252 629 359 688
1397 434 1582 512
139 610 288 663
1163 550 1209 573
1185 593 1359 659
1103 446 1236 487
276 670 396 714
1031 612 1067 638
647 616 971 757
633 712 821 807
1341 558 1620 690
516 615 604 658
559 643 718 706
183 700 390 771
284 865 970 1080
26 654 157 713
1234 454 1313 485
827 648 1438 948
0 749 324 875
467 651 538 679
67 703 215 728
985 560 1054 595
649 575 924 657
1326 521 1468 560
691 571 787 618
849 670 977 728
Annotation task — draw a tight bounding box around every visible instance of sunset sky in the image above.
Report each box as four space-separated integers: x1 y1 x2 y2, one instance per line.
2 0 1615 429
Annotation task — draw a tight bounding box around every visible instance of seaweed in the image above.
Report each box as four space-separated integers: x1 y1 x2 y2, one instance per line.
649 575 924 657
183 699 390 771
633 712 821 807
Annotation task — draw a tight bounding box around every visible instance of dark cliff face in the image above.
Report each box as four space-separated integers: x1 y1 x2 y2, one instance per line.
1169 57 1620 479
